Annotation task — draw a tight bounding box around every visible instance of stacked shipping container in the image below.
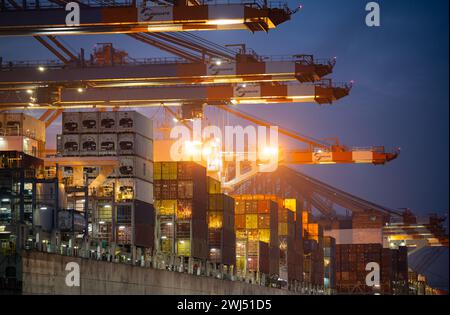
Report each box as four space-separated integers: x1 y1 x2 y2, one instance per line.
154 161 208 260
207 177 236 266
303 210 325 286
233 195 279 276
60 110 155 250
323 236 336 292
335 244 408 295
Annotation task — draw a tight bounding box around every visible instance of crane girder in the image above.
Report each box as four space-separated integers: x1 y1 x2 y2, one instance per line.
0 56 335 88
0 0 293 36
0 82 348 109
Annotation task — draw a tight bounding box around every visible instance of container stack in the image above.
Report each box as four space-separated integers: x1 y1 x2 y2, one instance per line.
60 110 155 251
233 195 279 276
302 210 325 286
323 236 336 293
335 244 409 294
154 161 208 260
207 177 236 266
278 205 302 284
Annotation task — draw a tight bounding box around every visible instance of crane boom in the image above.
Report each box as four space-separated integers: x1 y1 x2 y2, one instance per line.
217 105 399 165
0 0 294 36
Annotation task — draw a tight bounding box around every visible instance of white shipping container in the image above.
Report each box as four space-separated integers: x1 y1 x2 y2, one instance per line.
99 133 118 156
1 113 46 142
80 134 98 155
115 156 153 182
62 134 80 156
62 112 80 134
99 111 117 133
116 178 154 205
117 111 153 139
80 111 99 133
118 133 153 160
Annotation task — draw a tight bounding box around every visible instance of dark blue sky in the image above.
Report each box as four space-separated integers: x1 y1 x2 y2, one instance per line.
0 0 448 217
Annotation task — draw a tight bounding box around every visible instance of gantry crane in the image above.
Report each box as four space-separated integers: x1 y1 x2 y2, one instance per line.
0 0 296 36
217 105 399 165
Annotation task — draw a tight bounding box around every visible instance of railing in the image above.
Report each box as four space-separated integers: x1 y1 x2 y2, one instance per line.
0 0 289 11
2 55 338 69
19 242 326 294
0 0 134 11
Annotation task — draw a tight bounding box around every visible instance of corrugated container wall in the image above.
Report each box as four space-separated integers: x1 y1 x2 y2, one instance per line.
117 111 153 139
118 133 153 160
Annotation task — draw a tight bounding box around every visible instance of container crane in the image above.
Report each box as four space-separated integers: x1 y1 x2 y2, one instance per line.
0 81 351 110
217 105 400 165
0 53 336 89
0 0 295 36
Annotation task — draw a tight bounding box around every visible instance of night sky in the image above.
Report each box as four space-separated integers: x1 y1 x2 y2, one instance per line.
0 0 448 218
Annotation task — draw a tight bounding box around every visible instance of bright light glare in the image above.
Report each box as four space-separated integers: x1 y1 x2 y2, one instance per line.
262 146 278 156
206 19 244 26
37 66 45 72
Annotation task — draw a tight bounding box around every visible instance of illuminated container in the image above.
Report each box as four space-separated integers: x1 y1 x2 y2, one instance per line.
80 112 99 133
207 193 235 265
207 177 221 194
233 195 279 275
113 177 154 205
99 111 117 133
118 133 153 160
62 112 80 134
117 111 153 139
80 134 98 156
236 240 269 275
98 133 117 156
61 134 80 156
154 162 208 260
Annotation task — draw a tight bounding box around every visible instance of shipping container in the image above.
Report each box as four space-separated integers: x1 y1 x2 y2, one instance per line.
58 210 86 232
117 111 153 139
118 132 153 160
207 193 235 265
116 224 132 245
99 111 117 133
115 156 153 183
207 177 221 194
134 199 155 249
98 133 117 156
154 162 208 260
62 134 80 156
80 134 98 155
115 177 154 205
62 112 80 134
80 111 99 133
